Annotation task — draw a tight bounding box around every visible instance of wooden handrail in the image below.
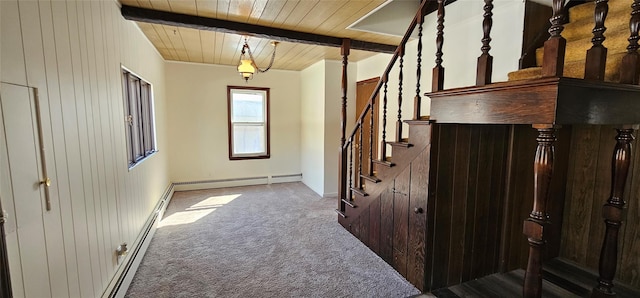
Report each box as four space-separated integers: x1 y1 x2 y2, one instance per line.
343 0 430 150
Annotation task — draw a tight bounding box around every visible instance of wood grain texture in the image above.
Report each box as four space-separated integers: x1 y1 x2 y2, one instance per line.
560 126 600 264
448 125 471 285
380 185 394 264
560 125 640 288
369 196 381 255
462 126 481 283
393 166 411 277
359 205 370 247
407 149 430 291
429 78 640 125
586 128 618 269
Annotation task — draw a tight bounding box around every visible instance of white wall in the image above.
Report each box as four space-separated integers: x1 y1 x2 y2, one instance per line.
356 0 525 139
165 62 301 185
301 61 326 196
0 0 169 297
299 60 356 198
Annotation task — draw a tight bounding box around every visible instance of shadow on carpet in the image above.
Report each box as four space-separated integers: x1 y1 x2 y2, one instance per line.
126 182 420 298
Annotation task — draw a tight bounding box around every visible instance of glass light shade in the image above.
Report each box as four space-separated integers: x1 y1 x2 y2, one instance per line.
238 59 255 81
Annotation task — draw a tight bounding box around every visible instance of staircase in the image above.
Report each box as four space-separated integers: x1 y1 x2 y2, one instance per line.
509 0 635 82
337 0 640 296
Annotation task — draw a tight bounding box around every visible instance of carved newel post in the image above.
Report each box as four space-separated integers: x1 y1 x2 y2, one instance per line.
523 125 556 298
592 128 635 298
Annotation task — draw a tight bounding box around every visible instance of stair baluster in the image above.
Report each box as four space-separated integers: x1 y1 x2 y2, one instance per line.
541 0 566 77
433 0 445 91
414 9 424 119
349 139 354 202
380 75 388 161
369 96 375 177
396 46 405 142
358 122 364 190
339 39 350 212
591 128 635 298
620 0 640 84
476 0 494 86
523 125 556 298
585 0 609 80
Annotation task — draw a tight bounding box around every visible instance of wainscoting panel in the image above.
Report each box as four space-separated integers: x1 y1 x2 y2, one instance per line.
0 0 169 297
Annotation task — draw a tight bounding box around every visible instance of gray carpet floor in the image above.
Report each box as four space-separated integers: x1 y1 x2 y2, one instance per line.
126 182 420 298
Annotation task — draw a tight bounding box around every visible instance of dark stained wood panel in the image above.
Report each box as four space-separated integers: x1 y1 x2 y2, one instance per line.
430 124 457 290
620 132 640 287
500 125 571 273
560 125 640 288
425 124 441 291
359 205 370 247
585 128 617 270
470 127 495 280
393 166 411 277
380 185 394 264
407 149 431 291
486 126 509 276
447 125 471 285
369 196 381 255
560 126 600 264
462 126 481 283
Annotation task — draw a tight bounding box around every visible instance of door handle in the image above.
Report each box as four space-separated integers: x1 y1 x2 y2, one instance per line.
40 177 51 187
39 177 51 210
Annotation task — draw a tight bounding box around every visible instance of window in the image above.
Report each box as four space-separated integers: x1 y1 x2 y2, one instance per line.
227 86 270 160
122 67 157 168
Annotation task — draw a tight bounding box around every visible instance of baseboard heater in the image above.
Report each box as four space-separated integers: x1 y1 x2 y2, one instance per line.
104 174 302 297
104 183 174 298
173 174 303 191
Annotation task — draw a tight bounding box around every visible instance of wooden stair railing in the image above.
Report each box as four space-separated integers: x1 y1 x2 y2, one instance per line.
337 0 432 220
339 0 640 296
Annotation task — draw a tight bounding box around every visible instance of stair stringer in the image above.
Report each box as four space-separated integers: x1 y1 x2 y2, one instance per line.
338 122 433 230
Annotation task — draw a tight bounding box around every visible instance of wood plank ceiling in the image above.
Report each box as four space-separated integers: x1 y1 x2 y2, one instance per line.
119 0 403 71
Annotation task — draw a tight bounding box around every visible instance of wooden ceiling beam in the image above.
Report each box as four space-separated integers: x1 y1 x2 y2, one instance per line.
120 5 398 54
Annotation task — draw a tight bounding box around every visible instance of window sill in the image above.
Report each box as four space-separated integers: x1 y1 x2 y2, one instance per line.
229 154 270 161
128 150 158 171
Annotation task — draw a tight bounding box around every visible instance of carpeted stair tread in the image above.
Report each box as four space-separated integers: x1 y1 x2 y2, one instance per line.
569 0 632 23
562 8 631 41
508 51 625 82
536 27 630 66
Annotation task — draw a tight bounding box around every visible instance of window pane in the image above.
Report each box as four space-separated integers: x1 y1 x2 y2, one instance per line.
233 124 265 154
232 92 264 123
122 68 156 167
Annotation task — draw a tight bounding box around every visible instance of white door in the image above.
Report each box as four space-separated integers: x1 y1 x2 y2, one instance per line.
0 82 52 297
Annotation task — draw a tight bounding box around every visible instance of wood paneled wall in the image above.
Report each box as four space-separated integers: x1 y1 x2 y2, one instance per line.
561 125 640 288
425 124 511 290
0 0 169 297
501 125 572 272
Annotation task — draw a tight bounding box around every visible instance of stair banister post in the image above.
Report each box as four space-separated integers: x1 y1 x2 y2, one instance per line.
476 0 493 86
620 0 640 84
584 0 609 80
414 6 425 120
396 45 405 143
541 0 567 77
432 0 445 92
591 127 636 298
338 39 351 211
523 124 556 298
369 94 375 177
381 74 388 161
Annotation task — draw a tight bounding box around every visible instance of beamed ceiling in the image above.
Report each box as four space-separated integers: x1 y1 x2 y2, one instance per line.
119 0 407 71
